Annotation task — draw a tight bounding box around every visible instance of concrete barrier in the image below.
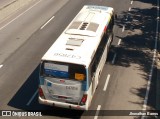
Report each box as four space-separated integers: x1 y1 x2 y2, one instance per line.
0 0 35 21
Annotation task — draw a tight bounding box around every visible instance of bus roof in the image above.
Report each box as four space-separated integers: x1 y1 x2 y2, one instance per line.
42 5 114 67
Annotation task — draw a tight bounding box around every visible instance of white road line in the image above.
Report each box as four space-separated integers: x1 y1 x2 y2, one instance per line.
129 7 131 11
40 16 55 29
118 39 121 45
26 89 38 106
103 74 110 91
0 65 3 68
125 15 128 20
112 53 117 64
122 25 125 32
0 0 42 31
141 0 159 119
94 105 101 119
131 1 133 5
142 104 147 111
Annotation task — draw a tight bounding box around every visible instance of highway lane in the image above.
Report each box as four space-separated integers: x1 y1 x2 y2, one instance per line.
83 1 158 119
0 0 71 109
0 0 70 64
0 0 159 119
0 0 13 7
0 0 89 116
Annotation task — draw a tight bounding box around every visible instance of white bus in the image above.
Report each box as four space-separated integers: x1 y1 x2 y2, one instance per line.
39 5 115 110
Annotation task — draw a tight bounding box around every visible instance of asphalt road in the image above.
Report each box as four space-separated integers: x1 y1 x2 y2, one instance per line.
0 0 14 7
0 0 159 119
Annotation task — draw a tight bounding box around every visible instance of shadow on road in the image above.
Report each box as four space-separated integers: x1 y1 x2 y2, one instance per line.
7 0 159 119
7 65 83 118
113 0 158 118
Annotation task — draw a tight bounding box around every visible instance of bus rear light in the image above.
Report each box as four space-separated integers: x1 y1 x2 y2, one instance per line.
60 80 65 83
80 94 87 105
104 26 107 31
39 87 45 99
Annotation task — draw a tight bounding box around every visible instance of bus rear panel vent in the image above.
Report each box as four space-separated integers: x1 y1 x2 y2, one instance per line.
79 22 88 30
66 39 84 46
87 23 99 32
68 21 82 29
66 48 74 51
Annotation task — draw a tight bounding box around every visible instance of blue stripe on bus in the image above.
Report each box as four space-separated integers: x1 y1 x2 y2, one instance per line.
82 81 87 91
87 5 109 11
44 69 69 78
39 77 44 85
85 69 89 91
47 82 52 87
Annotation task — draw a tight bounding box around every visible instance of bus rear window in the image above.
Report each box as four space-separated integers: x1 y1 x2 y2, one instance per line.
44 63 69 78
41 61 86 81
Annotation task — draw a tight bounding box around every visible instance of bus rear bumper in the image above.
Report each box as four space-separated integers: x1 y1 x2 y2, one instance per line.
39 96 88 110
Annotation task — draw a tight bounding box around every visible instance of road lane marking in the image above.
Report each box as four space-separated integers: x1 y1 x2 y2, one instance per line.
129 7 131 11
40 16 55 29
103 74 110 91
112 53 117 64
94 105 101 119
0 65 3 68
0 0 42 31
118 39 121 45
26 89 38 106
133 19 139 22
125 15 128 20
142 104 147 110
141 0 159 118
122 25 125 32
131 0 133 4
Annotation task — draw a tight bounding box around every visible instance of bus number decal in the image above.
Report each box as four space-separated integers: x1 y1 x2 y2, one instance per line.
66 86 78 90
54 53 81 59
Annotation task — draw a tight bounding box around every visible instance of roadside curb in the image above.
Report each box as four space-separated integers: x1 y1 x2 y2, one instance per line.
156 53 160 118
156 54 160 101
156 30 160 119
0 0 35 21
156 1 160 119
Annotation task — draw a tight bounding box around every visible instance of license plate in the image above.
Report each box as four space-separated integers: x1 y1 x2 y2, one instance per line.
58 96 67 101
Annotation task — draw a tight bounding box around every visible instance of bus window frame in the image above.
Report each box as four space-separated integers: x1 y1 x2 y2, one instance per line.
40 61 87 81
89 14 114 83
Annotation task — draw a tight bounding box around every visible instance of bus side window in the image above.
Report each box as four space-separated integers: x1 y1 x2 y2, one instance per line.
105 16 113 39
89 14 114 81
112 15 114 26
91 61 96 77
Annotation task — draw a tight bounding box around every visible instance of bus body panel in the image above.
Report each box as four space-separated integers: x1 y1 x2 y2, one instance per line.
39 94 88 110
39 5 114 110
43 77 83 103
